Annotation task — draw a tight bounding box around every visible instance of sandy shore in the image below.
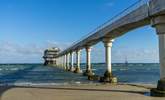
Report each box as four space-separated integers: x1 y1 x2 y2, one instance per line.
0 84 164 100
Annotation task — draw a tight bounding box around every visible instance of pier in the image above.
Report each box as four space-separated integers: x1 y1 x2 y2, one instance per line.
53 0 165 97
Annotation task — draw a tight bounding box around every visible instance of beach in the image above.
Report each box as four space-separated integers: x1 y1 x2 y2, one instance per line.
0 84 164 100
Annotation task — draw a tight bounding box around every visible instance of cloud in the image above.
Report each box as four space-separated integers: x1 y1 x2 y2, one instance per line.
0 40 159 63
0 41 42 56
45 40 71 50
0 40 71 63
112 48 159 63
88 47 159 63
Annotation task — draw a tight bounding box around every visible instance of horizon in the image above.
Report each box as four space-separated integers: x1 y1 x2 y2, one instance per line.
0 0 159 63
0 62 160 65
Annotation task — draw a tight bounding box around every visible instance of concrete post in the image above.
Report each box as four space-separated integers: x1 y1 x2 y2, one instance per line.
103 38 113 74
83 46 94 76
58 57 60 66
60 57 62 68
65 54 68 70
56 57 58 66
74 49 82 73
63 55 66 69
151 15 165 97
61 56 63 67
101 38 117 83
64 55 67 70
57 57 59 66
57 57 59 67
86 46 91 71
70 52 74 71
56 57 60 67
66 53 70 71
159 34 165 79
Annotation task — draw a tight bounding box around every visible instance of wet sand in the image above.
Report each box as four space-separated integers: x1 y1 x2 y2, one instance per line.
0 84 164 100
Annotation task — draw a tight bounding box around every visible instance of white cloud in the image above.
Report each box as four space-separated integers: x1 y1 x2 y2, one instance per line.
112 48 159 63
45 40 71 50
0 40 159 63
0 40 71 63
89 47 159 63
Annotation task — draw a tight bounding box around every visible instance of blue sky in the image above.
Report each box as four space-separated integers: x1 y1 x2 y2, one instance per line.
0 0 159 63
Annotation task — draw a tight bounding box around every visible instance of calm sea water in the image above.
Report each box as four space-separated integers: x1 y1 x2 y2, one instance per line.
0 63 160 86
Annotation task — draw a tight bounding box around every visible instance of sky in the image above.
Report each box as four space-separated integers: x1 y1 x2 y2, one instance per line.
0 0 159 63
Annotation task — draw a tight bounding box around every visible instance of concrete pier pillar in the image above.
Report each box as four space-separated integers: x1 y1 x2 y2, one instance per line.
60 56 62 68
57 57 60 67
74 49 82 73
100 38 117 83
57 57 59 67
64 55 67 70
63 55 66 69
58 58 60 66
83 46 94 76
60 57 62 66
61 56 63 67
151 15 165 97
69 52 75 71
56 57 58 66
66 53 70 71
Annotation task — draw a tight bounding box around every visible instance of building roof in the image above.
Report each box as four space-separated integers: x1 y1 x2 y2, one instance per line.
45 47 60 52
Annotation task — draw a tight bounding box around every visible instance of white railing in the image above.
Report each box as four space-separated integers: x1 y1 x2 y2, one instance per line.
60 0 150 55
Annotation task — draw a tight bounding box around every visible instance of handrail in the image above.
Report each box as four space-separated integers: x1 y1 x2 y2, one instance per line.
59 0 150 56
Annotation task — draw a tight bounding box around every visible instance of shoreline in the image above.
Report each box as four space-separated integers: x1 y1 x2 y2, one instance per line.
0 82 156 88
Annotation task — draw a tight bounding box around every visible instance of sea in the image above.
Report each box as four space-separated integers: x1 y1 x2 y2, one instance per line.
0 63 160 86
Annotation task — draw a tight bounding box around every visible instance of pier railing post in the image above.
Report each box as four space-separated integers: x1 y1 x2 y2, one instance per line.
151 15 165 97
74 49 82 73
83 46 94 76
100 38 117 83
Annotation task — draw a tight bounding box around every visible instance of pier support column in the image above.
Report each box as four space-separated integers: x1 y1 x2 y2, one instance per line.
151 15 165 97
55 57 58 66
100 38 117 83
66 53 70 71
61 56 63 68
57 57 59 67
64 55 67 70
83 46 94 76
60 57 62 67
69 52 75 72
74 49 82 73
